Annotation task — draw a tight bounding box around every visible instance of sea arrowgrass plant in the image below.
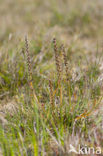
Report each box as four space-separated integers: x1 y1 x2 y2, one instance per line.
52 38 64 126
53 38 63 110
61 44 72 108
0 36 102 156
61 44 69 82
0 1 103 155
25 36 39 105
53 38 62 82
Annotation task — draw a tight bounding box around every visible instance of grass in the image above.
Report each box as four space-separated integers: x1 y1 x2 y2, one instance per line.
0 0 103 155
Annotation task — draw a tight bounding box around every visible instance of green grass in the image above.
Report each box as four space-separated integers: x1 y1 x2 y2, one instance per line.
0 0 103 155
0 37 103 155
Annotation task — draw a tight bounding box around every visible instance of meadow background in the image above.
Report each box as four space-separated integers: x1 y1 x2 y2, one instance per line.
0 0 103 155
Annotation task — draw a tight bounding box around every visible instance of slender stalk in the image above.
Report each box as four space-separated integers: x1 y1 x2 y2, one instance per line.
25 36 39 104
53 38 63 107
61 44 71 107
53 38 62 82
49 79 54 107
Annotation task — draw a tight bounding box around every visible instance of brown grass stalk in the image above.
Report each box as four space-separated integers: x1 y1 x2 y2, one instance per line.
61 44 71 107
25 36 39 104
53 38 62 82
61 44 69 82
49 79 54 107
53 38 63 106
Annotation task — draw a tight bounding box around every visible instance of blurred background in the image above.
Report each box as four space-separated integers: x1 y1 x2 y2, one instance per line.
0 0 103 44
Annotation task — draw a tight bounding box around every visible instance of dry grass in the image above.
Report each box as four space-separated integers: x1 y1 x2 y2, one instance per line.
0 0 103 155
